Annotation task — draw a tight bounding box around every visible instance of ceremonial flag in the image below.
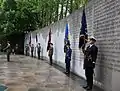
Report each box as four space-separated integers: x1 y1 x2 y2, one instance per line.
64 23 70 53
47 28 51 51
29 33 31 45
79 9 88 49
36 33 38 43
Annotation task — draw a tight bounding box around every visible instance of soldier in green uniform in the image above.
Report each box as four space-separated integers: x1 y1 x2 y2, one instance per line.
4 41 11 62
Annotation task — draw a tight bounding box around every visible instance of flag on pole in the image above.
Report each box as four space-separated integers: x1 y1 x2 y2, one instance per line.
36 33 38 43
64 23 70 53
79 8 88 50
47 28 51 51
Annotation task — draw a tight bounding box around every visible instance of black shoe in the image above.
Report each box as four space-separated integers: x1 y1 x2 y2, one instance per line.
86 86 92 90
83 86 88 89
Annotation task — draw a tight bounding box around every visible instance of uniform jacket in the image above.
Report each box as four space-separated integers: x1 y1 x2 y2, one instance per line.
64 45 67 53
25 46 29 51
4 43 11 54
65 47 72 63
48 47 53 56
15 46 18 50
84 44 98 69
37 45 41 52
31 46 34 52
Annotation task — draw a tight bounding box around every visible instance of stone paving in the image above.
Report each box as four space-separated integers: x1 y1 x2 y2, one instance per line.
0 55 86 91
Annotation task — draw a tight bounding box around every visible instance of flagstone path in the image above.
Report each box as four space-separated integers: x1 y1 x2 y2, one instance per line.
0 55 86 91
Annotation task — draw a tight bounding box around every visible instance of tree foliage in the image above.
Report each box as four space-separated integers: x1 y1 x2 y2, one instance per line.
0 0 88 37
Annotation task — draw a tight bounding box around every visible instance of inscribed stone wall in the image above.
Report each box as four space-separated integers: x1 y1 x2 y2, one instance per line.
24 0 120 91
93 0 120 91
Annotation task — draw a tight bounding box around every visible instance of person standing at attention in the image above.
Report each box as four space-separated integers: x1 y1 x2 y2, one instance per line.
3 41 11 62
83 36 98 90
25 44 29 56
15 44 19 54
37 43 41 59
65 43 72 74
31 44 34 57
48 43 53 65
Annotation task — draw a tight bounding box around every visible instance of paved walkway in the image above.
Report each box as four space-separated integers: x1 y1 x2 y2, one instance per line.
0 55 86 91
0 55 104 91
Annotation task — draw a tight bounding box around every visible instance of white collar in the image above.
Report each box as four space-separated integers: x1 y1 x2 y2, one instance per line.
89 44 94 48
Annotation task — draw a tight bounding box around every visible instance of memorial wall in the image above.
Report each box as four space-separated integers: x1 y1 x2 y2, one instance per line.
24 0 120 91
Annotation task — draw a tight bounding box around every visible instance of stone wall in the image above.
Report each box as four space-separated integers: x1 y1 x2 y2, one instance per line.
24 0 120 91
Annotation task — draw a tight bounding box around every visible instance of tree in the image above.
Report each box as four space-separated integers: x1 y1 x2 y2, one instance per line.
0 0 88 37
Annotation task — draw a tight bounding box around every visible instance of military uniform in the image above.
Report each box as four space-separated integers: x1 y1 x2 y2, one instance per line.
15 44 18 54
48 45 53 65
34 46 36 58
37 44 41 59
64 44 67 53
31 45 34 57
64 40 70 53
4 42 11 62
65 46 72 74
25 45 29 56
84 44 98 90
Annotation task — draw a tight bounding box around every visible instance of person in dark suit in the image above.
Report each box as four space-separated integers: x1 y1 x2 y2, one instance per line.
48 43 53 65
3 41 11 62
83 36 98 90
37 43 41 59
31 44 34 57
65 43 72 74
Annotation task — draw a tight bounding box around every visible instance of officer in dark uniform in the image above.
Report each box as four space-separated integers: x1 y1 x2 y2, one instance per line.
4 41 11 62
15 44 18 54
64 40 67 53
48 43 53 65
25 44 29 56
65 43 72 74
83 36 98 90
37 43 41 59
31 44 34 57
64 40 70 53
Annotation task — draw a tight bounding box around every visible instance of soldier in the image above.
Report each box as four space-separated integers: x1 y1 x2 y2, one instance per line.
34 46 36 58
15 44 19 54
83 36 98 90
64 40 68 53
25 44 29 56
64 40 70 53
37 43 41 59
31 44 34 57
48 43 53 65
65 43 72 74
12 49 15 55
4 41 11 62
